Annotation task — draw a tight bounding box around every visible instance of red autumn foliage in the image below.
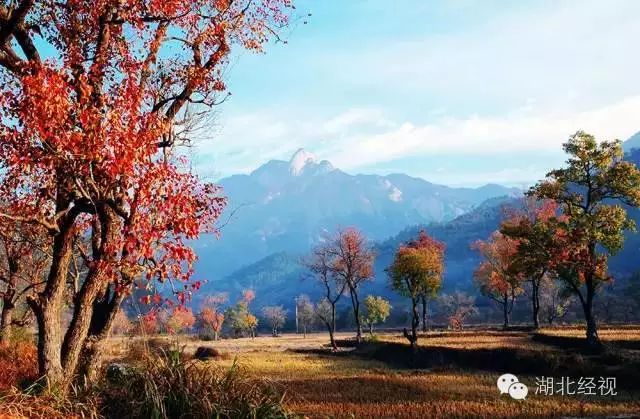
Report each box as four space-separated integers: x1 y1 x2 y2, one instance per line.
0 0 293 384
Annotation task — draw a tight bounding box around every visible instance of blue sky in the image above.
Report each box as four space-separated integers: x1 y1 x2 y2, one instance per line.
192 0 640 187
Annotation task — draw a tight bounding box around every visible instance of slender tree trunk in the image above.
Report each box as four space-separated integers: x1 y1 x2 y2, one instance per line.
531 277 541 329
403 297 419 351
0 254 19 344
368 323 373 336
0 271 17 343
214 330 218 341
349 288 362 343
421 295 428 332
502 294 509 329
583 276 600 348
0 300 14 343
329 303 337 350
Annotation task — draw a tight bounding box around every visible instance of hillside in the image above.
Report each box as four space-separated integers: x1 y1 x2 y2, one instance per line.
203 196 515 307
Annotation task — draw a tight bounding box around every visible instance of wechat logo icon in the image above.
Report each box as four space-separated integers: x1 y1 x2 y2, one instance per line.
497 373 528 400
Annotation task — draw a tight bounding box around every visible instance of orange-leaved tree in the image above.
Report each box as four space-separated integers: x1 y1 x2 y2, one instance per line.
388 230 444 350
325 228 375 343
0 0 292 389
199 293 227 340
472 231 524 329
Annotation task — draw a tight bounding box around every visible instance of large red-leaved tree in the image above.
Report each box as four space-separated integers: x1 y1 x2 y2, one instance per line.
0 0 292 389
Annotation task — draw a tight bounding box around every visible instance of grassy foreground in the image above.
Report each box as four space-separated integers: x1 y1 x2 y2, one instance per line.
107 327 640 418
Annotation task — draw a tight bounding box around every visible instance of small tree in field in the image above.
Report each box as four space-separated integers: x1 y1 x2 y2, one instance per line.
439 292 478 331
388 231 444 350
473 232 523 329
0 0 292 389
199 293 227 341
262 306 287 337
538 276 573 325
302 243 348 349
325 228 375 343
296 294 314 338
362 295 391 336
530 131 640 347
164 307 196 335
227 290 257 338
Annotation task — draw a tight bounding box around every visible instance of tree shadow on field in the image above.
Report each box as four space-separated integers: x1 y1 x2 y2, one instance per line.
532 332 640 351
295 337 640 391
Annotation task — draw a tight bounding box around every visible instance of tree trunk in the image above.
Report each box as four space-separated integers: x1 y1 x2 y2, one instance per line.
214 330 218 341
30 213 77 388
32 299 65 387
61 267 107 377
328 303 337 350
61 207 117 381
349 288 362 343
403 297 419 351
0 300 14 344
583 277 601 348
421 295 428 332
76 291 125 383
502 295 509 329
368 323 373 336
531 278 540 329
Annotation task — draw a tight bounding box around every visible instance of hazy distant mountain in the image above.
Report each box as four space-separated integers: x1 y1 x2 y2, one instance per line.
623 131 640 153
194 149 521 281
203 196 516 307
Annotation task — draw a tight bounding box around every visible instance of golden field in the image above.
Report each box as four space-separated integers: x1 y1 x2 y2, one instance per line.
107 328 640 418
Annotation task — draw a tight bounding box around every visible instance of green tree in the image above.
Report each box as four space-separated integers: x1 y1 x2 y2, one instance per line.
388 231 444 350
362 295 391 336
531 131 640 346
227 290 258 338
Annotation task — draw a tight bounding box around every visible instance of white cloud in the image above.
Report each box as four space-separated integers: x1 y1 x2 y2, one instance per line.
194 95 640 185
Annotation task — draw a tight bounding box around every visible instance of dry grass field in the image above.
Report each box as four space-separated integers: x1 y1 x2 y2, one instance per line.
106 327 640 418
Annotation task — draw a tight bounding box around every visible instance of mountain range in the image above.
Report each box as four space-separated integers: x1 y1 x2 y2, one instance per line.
194 149 520 282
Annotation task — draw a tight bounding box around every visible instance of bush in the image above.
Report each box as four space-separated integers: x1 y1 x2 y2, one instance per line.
100 350 288 419
194 346 222 360
0 341 38 392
